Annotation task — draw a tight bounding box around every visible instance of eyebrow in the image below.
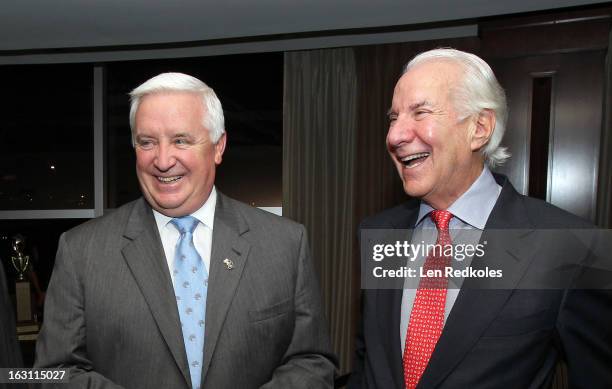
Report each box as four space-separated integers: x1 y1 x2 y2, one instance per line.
387 100 431 116
409 100 431 110
134 132 193 140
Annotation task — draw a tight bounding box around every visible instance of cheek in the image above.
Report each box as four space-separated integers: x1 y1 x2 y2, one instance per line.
454 127 475 156
135 153 150 171
179 152 208 174
413 122 436 145
136 159 152 176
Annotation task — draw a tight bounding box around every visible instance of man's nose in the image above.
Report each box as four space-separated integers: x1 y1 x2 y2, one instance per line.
386 115 415 148
154 142 176 171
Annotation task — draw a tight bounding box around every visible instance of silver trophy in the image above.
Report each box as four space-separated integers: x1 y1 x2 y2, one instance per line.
10 234 34 323
10 234 30 281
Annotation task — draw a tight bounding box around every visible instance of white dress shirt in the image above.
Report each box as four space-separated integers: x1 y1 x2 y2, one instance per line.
152 186 217 286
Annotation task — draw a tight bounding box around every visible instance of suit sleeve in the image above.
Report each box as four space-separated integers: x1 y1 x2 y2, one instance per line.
557 233 612 389
347 222 370 389
346 291 365 389
0 260 23 371
260 225 338 389
34 233 125 389
558 289 612 388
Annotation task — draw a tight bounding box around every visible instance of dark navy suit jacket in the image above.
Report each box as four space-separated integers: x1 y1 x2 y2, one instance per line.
348 175 612 389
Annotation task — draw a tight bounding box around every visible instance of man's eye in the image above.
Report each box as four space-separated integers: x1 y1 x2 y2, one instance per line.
175 138 188 145
388 114 398 124
137 140 154 149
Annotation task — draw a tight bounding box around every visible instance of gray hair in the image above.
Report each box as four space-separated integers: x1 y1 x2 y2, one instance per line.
404 48 510 167
129 72 225 145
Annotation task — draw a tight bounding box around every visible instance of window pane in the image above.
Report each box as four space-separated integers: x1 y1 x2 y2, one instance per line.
106 53 283 208
0 64 94 210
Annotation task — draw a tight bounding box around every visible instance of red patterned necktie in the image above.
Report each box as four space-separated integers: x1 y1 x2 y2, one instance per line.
403 210 453 389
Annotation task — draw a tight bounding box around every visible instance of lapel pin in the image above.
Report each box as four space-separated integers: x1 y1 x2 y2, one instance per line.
223 258 234 270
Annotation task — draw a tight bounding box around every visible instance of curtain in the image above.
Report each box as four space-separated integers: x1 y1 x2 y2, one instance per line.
283 47 357 373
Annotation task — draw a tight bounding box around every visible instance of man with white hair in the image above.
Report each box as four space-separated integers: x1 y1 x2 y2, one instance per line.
349 48 611 388
36 72 336 388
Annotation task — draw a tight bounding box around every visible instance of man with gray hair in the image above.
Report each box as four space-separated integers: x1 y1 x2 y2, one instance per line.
36 72 336 388
349 48 611 388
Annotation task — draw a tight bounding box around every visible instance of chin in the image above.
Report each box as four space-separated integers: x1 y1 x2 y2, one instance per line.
405 190 427 199
146 193 184 211
158 199 188 211
399 177 428 198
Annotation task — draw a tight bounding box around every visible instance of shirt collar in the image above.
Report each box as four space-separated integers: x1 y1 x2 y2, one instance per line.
415 167 501 229
153 186 217 230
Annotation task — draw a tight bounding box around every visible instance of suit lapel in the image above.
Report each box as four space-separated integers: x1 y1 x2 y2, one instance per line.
418 177 538 388
376 203 419 389
120 199 191 387
200 194 251 383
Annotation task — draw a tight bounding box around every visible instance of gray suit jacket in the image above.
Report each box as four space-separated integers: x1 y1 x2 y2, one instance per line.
35 193 336 388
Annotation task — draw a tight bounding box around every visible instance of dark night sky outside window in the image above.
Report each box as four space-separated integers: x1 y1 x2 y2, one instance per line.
0 64 94 210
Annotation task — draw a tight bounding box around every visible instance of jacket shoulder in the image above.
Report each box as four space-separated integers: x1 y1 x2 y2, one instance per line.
520 195 594 229
62 199 140 241
360 199 420 229
222 196 305 237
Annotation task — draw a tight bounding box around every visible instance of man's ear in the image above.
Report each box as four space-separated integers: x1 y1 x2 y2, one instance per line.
470 109 495 151
214 132 227 165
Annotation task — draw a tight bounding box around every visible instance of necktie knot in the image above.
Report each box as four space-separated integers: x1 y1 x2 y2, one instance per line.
171 216 200 235
430 210 453 232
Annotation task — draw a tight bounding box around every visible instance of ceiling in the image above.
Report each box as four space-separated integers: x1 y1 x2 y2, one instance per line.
1 0 608 52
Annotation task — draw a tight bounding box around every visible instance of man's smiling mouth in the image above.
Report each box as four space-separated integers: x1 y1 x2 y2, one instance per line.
401 152 430 168
157 176 183 183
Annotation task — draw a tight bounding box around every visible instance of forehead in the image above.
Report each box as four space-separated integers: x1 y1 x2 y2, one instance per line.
135 91 204 125
392 60 462 106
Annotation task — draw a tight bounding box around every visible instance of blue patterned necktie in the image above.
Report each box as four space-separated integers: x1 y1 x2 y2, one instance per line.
171 216 208 389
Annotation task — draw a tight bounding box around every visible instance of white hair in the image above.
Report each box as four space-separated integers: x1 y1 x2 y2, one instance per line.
128 72 225 145
405 48 510 167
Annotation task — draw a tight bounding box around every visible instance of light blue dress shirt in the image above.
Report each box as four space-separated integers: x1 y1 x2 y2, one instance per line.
400 167 502 354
